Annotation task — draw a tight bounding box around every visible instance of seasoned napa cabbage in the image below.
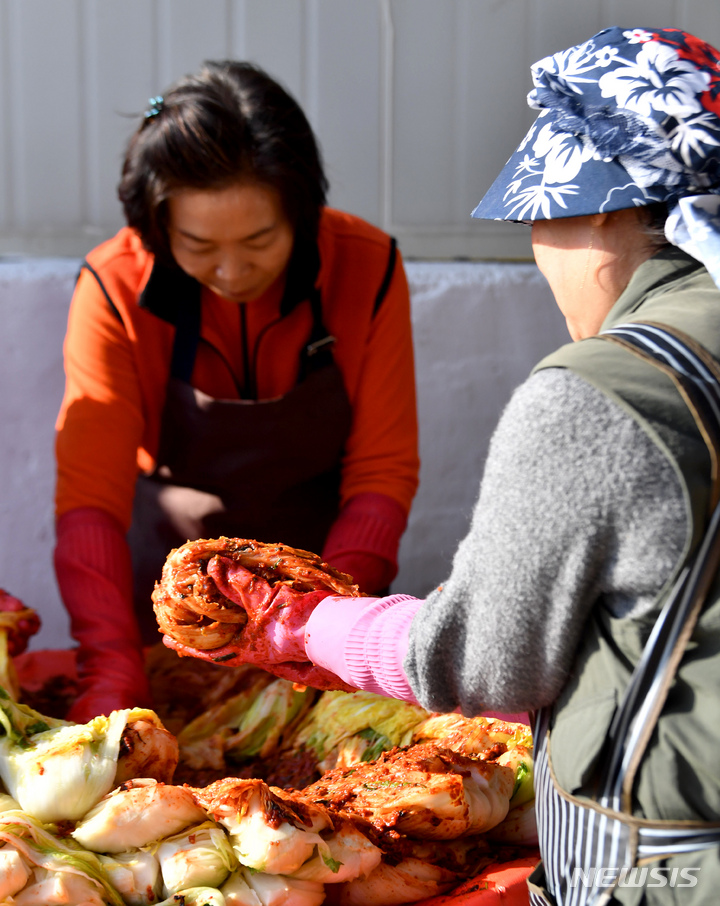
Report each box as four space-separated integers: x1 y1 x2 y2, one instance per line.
411 712 533 755
0 842 31 900
220 870 262 905
191 778 331 876
72 778 207 854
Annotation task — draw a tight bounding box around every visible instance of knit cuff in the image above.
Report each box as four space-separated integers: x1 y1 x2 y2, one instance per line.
306 594 423 703
322 493 408 565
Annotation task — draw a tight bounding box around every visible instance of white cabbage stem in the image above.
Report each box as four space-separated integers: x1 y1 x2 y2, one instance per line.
10 867 108 906
240 868 326 906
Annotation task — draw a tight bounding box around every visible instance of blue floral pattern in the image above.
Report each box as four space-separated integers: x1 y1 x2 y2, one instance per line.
473 27 720 223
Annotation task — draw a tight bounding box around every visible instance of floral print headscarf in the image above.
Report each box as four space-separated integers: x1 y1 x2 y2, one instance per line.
472 27 720 287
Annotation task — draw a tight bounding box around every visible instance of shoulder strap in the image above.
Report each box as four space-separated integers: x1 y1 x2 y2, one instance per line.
602 320 720 510
597 321 720 813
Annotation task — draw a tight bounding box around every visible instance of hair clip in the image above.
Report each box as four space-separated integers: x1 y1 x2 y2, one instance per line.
144 96 164 119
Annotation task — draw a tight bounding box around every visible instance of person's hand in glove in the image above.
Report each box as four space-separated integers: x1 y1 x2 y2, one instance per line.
0 589 41 656
160 554 356 692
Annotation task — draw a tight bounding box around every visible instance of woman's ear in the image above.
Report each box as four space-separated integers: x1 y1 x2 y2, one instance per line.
590 212 609 228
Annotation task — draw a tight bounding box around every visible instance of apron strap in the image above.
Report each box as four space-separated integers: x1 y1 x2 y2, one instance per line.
299 235 398 375
299 286 336 377
598 322 720 813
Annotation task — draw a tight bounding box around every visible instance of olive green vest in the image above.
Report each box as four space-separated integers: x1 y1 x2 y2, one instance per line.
534 247 720 825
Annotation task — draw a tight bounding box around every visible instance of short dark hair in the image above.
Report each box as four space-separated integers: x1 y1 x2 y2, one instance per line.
118 61 328 265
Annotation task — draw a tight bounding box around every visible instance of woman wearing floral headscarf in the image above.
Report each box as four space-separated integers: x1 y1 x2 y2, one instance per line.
164 28 720 904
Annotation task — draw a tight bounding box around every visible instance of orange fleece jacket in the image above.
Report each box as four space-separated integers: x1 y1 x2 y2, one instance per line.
55 208 419 538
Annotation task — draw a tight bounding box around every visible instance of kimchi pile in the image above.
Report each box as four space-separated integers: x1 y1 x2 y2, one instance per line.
0 548 536 906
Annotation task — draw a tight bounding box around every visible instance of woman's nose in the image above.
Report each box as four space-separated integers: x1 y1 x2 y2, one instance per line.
215 253 252 280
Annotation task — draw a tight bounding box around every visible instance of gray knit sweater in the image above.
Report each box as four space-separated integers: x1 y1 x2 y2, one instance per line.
405 366 688 715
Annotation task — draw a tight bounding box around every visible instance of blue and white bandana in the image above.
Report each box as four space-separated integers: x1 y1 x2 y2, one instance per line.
472 27 720 287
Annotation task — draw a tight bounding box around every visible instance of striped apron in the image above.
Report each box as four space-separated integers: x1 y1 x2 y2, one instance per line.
528 322 720 906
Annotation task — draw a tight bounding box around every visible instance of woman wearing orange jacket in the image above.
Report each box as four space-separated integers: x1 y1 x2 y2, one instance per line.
54 61 419 723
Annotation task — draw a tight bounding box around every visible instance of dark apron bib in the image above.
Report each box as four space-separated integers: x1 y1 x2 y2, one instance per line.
127 285 352 642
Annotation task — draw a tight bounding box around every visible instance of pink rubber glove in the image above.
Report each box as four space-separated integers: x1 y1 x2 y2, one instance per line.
0 590 41 656
163 555 356 692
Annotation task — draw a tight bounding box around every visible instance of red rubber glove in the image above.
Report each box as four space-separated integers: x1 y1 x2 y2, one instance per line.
55 508 152 722
0 590 41 656
162 555 356 692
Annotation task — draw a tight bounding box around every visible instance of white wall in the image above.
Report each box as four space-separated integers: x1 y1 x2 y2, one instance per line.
0 258 567 651
0 0 718 260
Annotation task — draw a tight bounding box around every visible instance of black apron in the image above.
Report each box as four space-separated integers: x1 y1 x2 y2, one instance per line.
127 280 353 643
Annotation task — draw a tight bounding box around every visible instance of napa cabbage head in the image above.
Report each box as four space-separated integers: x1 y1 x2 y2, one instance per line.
204 779 331 876
153 821 237 896
289 819 382 883
0 687 130 823
220 870 261 905
98 850 162 905
496 745 534 807
224 678 316 762
0 809 124 905
13 866 111 906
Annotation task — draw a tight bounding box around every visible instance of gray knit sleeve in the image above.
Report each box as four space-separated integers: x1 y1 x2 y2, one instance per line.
404 367 688 715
